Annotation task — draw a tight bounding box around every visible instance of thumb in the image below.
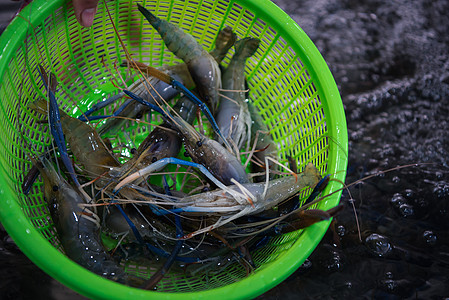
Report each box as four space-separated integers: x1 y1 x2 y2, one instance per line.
72 0 99 27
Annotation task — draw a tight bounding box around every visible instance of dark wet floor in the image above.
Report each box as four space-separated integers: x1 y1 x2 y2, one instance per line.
1 0 449 299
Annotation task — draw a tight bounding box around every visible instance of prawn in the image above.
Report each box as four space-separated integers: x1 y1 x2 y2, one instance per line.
123 90 249 186
112 26 237 173
216 37 260 150
28 98 121 186
37 157 130 284
138 4 222 115
114 162 321 239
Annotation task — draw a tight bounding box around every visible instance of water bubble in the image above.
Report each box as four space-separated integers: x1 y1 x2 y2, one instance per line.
365 233 392 257
337 225 346 237
399 203 414 217
433 181 449 198
382 279 398 291
423 230 437 246
392 176 400 183
390 193 405 207
404 189 415 198
326 251 343 272
299 259 312 270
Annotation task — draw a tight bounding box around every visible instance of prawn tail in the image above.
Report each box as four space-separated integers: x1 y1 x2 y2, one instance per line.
234 38 260 60
210 26 237 63
281 204 344 233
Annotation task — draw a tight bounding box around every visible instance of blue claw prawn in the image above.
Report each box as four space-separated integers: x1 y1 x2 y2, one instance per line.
122 90 249 186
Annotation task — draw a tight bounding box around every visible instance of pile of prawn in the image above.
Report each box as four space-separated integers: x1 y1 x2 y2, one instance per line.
22 4 341 289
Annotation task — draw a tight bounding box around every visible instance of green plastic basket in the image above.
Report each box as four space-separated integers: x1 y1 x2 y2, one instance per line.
0 0 347 299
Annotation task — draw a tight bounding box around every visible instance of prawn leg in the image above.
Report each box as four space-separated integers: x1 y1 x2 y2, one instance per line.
108 186 199 265
142 176 184 290
122 89 167 116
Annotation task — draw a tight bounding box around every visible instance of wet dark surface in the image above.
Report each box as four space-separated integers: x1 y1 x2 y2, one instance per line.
261 0 449 299
1 0 449 299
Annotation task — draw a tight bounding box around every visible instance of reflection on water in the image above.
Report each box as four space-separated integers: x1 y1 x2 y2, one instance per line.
1 0 449 298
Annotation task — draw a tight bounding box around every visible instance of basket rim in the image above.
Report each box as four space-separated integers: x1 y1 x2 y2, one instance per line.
0 0 348 299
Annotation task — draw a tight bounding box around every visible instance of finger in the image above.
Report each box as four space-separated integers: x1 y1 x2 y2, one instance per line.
72 0 99 27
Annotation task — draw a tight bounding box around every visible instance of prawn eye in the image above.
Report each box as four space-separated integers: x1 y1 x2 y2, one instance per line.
130 148 137 155
196 140 203 147
151 157 158 163
52 185 59 192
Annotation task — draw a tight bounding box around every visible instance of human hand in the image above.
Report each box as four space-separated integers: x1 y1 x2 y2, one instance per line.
72 0 100 27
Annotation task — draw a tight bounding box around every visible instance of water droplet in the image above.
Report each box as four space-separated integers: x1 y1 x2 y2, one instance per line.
433 181 449 198
337 225 346 237
392 176 400 183
390 193 405 207
404 189 415 198
423 230 437 246
365 233 392 257
300 259 312 270
382 279 397 291
325 251 344 272
399 203 414 217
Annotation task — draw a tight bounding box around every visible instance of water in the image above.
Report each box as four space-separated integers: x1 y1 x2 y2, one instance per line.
1 0 449 298
259 0 449 298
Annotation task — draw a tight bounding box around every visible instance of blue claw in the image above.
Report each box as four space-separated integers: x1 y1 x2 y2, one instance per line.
115 157 228 194
37 65 80 187
122 89 168 118
142 176 186 289
170 80 232 149
124 86 232 151
300 174 330 208
78 98 133 122
111 180 199 263
78 93 124 121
